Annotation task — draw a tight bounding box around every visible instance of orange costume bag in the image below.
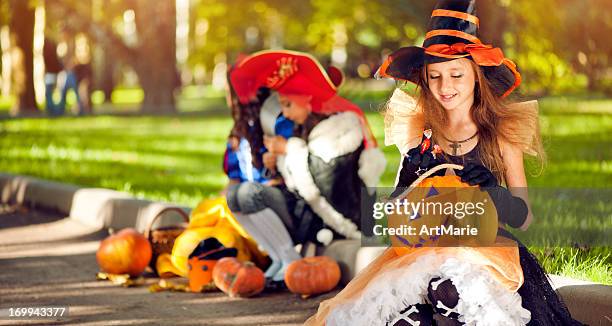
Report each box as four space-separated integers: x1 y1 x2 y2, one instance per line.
156 197 269 278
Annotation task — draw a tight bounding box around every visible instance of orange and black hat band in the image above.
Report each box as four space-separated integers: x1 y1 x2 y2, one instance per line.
425 43 504 65
431 9 479 26
425 30 481 44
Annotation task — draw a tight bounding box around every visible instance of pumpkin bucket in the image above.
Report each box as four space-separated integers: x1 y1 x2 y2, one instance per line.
144 207 190 274
187 238 238 292
388 163 498 254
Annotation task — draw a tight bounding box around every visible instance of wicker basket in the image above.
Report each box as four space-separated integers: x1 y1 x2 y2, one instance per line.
144 207 190 273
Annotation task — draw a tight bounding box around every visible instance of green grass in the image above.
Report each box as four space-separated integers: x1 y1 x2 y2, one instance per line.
0 115 232 204
0 95 14 112
0 95 610 284
0 85 227 114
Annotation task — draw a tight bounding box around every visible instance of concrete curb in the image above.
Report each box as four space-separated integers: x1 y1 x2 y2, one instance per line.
0 173 190 233
1 173 610 324
549 275 612 325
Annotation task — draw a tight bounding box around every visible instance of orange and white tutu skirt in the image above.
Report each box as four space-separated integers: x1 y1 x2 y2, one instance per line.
306 237 531 326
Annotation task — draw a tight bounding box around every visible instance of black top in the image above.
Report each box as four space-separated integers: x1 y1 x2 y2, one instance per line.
393 141 483 197
443 141 483 167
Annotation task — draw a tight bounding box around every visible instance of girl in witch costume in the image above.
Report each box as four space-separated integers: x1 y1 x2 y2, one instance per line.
306 1 580 325
226 50 386 283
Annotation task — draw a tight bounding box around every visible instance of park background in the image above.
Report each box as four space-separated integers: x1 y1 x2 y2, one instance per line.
0 0 610 284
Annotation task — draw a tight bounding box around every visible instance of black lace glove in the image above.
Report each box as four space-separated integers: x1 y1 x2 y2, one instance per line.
455 163 498 187
392 138 444 198
456 164 528 228
406 145 443 172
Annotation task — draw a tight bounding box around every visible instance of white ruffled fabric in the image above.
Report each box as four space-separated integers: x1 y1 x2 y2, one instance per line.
383 88 424 155
326 252 531 326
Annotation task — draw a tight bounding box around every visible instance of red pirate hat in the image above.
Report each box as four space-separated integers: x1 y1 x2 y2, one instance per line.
229 50 338 109
326 65 345 88
375 0 521 98
230 50 378 148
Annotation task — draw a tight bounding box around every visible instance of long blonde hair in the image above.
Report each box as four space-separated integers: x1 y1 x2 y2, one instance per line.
415 60 545 183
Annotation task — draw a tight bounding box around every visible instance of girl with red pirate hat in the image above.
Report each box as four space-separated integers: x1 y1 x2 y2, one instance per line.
222 65 294 188
306 1 579 325
227 50 386 283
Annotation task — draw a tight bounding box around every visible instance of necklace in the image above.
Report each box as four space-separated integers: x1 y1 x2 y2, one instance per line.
442 131 478 156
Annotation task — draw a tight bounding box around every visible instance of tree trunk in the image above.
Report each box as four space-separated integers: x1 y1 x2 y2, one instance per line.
50 0 178 114
134 0 177 114
99 46 115 103
10 0 38 115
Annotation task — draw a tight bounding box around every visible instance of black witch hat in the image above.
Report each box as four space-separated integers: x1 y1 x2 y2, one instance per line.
375 0 521 98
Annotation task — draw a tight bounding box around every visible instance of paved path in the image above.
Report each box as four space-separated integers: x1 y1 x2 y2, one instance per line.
0 205 334 325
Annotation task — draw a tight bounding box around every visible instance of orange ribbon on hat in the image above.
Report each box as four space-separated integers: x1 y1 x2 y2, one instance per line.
425 43 507 66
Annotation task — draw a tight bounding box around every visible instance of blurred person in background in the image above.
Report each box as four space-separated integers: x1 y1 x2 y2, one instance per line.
73 62 92 114
58 27 85 115
43 37 63 115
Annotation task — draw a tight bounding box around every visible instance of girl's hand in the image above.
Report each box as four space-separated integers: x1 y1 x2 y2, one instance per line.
406 146 442 172
265 178 283 187
393 142 443 198
229 136 240 151
262 152 277 170
456 163 497 187
457 163 528 228
264 136 287 155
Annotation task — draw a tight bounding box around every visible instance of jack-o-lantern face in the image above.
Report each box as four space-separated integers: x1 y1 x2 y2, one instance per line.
388 175 498 255
188 257 218 292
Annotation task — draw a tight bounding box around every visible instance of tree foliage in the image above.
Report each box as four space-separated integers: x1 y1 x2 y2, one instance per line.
3 0 609 112
47 0 178 113
185 0 610 95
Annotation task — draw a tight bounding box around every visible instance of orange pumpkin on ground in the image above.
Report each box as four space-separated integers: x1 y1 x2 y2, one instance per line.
285 256 341 296
212 257 265 298
96 228 152 277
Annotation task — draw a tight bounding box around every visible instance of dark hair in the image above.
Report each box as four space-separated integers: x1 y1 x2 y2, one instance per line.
294 112 328 141
227 81 269 169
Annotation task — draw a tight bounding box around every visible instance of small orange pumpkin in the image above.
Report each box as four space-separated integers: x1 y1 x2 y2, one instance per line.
96 228 152 277
285 256 341 296
212 257 265 298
